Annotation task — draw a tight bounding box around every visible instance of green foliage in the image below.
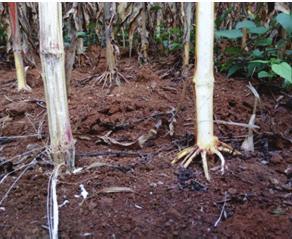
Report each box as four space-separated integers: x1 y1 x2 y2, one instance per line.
77 32 87 38
216 15 292 87
216 30 243 39
248 26 268 35
216 20 269 39
155 25 184 53
83 21 99 46
64 20 99 48
276 13 292 35
271 62 292 85
235 20 256 29
0 21 7 46
150 4 161 12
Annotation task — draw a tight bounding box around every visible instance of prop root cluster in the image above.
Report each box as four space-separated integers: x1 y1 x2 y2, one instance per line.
172 137 240 181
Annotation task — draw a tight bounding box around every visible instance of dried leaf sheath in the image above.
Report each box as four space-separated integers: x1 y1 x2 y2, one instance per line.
39 3 75 169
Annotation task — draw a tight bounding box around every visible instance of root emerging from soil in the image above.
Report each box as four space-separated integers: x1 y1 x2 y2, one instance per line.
85 69 129 89
18 84 32 93
172 137 240 181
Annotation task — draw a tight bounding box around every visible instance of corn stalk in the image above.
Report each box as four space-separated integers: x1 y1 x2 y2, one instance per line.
140 3 148 63
76 3 93 55
155 5 162 40
8 2 31 92
39 2 75 169
64 3 78 95
182 2 193 67
173 1 239 181
117 3 143 58
194 2 216 154
117 2 131 48
128 5 142 57
104 2 116 73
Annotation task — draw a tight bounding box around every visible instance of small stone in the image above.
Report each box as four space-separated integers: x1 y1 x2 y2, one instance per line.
269 178 280 185
228 188 237 195
284 167 292 178
269 152 283 164
261 160 269 165
150 182 157 187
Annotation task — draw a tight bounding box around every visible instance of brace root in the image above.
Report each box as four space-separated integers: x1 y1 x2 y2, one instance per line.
172 139 240 181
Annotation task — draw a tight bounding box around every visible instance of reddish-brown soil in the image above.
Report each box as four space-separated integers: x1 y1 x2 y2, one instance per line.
0 49 291 239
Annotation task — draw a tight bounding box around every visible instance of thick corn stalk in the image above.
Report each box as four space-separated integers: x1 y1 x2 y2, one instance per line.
39 3 75 169
8 3 31 92
173 1 240 181
194 2 216 150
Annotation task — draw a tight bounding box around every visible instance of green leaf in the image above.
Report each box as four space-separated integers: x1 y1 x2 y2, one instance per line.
271 62 292 83
247 62 266 77
270 58 281 65
170 42 182 50
235 20 256 30
227 65 242 78
249 26 268 35
275 39 287 49
249 60 269 64
150 4 161 11
248 63 257 77
276 13 292 34
255 38 272 46
77 32 87 38
258 71 273 78
162 40 168 48
251 49 263 58
265 48 278 57
215 30 243 39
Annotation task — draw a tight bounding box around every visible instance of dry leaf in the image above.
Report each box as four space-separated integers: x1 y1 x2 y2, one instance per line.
86 162 113 170
98 186 134 194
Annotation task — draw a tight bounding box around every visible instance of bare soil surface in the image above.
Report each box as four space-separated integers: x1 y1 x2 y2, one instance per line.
0 49 291 238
